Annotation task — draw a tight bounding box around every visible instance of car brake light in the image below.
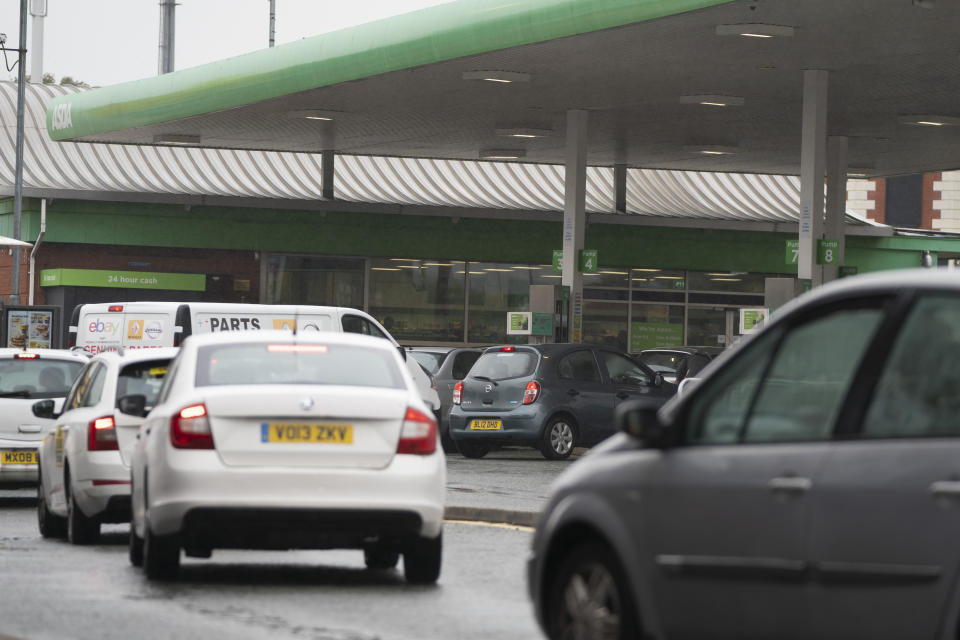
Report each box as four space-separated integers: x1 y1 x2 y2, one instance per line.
453 381 463 405
522 381 541 405
501 346 515 352
88 416 119 451
170 403 213 449
108 305 124 312
14 353 38 359
397 407 437 455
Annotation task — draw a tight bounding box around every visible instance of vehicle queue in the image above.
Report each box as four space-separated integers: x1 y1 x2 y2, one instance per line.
5 268 960 639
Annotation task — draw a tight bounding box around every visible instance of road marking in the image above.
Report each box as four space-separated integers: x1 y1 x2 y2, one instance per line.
445 519 534 532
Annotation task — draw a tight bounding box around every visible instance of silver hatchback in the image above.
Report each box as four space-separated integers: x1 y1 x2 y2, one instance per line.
529 269 960 640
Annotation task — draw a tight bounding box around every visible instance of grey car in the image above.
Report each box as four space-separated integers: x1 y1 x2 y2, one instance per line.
449 343 673 460
407 346 484 452
634 345 724 384
528 269 960 640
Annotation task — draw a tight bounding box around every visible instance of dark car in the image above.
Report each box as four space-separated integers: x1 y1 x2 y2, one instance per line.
406 346 484 452
448 343 674 460
529 269 960 640
634 345 724 384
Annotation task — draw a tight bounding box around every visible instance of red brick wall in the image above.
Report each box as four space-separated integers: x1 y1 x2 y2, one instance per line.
866 178 887 224
922 172 943 230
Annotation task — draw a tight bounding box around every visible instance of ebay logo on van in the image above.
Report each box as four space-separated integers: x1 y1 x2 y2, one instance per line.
87 318 120 335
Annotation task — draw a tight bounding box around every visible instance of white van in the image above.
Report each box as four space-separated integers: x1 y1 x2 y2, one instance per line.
68 302 440 412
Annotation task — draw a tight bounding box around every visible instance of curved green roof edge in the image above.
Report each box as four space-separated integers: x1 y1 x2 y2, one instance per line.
47 0 734 141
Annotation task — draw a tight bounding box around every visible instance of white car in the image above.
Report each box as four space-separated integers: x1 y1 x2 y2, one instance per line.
129 331 445 583
35 348 178 543
0 349 87 487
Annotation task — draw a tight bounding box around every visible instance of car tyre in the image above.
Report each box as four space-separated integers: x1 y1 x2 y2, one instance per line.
143 523 180 580
66 477 100 545
545 540 638 640
403 533 442 585
440 426 457 453
364 546 400 570
539 416 576 460
37 476 67 539
457 441 489 459
129 524 145 567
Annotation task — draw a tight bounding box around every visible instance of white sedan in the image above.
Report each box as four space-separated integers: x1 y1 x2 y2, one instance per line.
35 349 178 543
129 331 445 583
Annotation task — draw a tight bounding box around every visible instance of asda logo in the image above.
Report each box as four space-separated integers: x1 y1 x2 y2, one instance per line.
51 103 72 131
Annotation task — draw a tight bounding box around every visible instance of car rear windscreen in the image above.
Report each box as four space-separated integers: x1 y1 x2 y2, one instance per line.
0 358 83 398
195 343 405 389
409 351 445 374
470 351 538 381
638 352 681 373
117 359 172 409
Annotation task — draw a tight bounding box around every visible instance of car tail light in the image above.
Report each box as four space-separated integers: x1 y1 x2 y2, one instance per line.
170 403 214 449
88 416 119 451
67 333 76 348
397 407 437 455
14 353 38 359
522 381 541 405
501 346 515 352
108 305 124 312
453 381 463 405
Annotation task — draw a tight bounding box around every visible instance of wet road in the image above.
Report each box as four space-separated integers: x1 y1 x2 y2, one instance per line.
0 476 545 640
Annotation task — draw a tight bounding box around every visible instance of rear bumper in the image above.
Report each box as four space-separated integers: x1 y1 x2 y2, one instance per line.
449 406 544 445
0 441 39 486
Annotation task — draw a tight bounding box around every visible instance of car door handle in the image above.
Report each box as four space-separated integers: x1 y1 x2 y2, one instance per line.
768 477 812 493
567 389 579 397
929 481 960 497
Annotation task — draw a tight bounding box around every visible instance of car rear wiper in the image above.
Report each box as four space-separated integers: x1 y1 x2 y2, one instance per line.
471 375 498 386
0 390 32 398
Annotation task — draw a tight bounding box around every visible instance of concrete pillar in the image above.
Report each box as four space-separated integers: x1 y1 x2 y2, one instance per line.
158 0 176 75
562 110 588 343
824 136 848 282
29 0 45 83
322 150 335 200
799 69 828 287
614 163 627 214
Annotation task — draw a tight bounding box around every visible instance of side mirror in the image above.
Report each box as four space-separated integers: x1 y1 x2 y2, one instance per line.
32 399 58 420
615 398 669 447
653 372 664 387
118 394 148 417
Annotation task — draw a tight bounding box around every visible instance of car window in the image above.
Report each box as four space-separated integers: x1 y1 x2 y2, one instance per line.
557 350 601 383
64 362 94 410
599 351 650 386
451 351 481 380
638 352 681 374
342 315 388 340
409 351 444 373
0 357 83 399
155 353 181 406
470 350 538 381
861 295 960 438
195 342 405 389
116 359 171 410
81 364 107 407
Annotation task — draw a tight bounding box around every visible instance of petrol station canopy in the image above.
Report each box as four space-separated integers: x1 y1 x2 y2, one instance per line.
44 0 960 179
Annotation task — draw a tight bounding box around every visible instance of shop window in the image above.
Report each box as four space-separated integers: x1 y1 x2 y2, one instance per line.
468 262 557 344
369 258 466 343
265 255 363 308
630 304 685 352
583 301 628 351
688 271 769 294
631 269 686 291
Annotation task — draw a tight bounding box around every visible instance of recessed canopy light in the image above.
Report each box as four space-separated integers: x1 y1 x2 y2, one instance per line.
480 149 527 160
679 95 745 107
153 133 201 146
711 278 743 282
632 268 661 272
716 23 795 38
462 70 532 83
371 267 402 272
898 115 960 127
495 127 552 138
684 145 738 155
288 109 338 121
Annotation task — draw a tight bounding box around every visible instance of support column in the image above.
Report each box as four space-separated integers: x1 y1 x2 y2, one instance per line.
614 163 627 214
29 0 45 83
322 150 335 201
562 110 588 343
799 69 828 287
824 136 848 283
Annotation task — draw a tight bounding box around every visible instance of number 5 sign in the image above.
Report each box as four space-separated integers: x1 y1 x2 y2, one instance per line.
817 239 840 265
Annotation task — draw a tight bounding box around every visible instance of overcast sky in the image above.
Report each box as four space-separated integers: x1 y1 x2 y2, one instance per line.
0 0 455 87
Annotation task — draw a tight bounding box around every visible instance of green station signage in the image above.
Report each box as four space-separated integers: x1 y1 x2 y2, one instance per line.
40 268 206 291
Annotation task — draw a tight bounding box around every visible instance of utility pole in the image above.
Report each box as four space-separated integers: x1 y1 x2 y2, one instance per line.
269 0 276 47
11 0 27 304
158 0 176 74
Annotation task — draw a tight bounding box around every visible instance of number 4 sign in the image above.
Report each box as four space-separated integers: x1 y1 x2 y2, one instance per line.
579 249 599 273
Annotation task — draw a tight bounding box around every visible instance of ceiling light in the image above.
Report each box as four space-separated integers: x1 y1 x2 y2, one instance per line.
484 268 514 272
598 271 628 275
389 258 421 262
632 268 661 272
371 267 402 271
480 149 527 160
495 127 552 138
153 134 201 146
288 109 338 121
684 145 738 155
543 275 562 279
710 278 742 282
679 95 745 107
396 265 422 269
512 266 543 270
655 276 685 280
462 70 532 83
716 23 795 38
423 262 460 266
898 115 960 127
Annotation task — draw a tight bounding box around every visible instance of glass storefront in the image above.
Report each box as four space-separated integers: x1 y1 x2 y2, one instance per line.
265 252 773 349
